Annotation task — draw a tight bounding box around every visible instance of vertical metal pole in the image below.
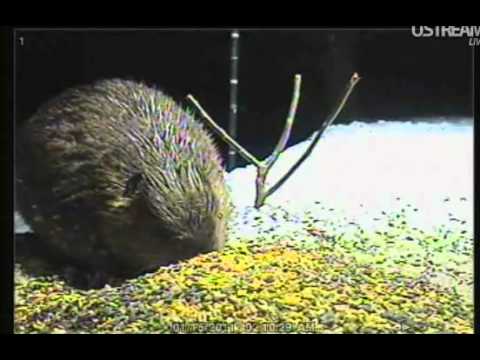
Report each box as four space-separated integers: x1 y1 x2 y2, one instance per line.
228 29 240 171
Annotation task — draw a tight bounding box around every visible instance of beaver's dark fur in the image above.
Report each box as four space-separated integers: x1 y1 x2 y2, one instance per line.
16 79 231 286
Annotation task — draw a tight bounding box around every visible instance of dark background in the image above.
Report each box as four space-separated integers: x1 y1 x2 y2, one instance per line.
15 29 473 165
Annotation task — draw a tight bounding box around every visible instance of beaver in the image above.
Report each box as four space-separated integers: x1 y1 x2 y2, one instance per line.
16 79 231 286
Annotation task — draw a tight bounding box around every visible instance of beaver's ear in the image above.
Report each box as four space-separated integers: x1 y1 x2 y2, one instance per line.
123 172 144 197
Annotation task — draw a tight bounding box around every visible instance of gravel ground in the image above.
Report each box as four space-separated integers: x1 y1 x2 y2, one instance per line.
15 240 473 334
225 118 473 302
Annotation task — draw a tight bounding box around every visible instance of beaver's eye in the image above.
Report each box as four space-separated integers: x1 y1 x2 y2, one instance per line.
123 172 143 197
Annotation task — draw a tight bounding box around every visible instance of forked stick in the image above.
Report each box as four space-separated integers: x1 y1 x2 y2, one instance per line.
187 72 361 209
264 72 361 200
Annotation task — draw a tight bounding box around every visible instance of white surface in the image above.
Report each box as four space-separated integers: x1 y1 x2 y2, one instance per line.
226 118 473 233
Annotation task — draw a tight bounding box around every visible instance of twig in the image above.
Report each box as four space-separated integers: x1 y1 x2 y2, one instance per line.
264 72 361 199
186 95 262 168
265 74 302 171
255 74 302 208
